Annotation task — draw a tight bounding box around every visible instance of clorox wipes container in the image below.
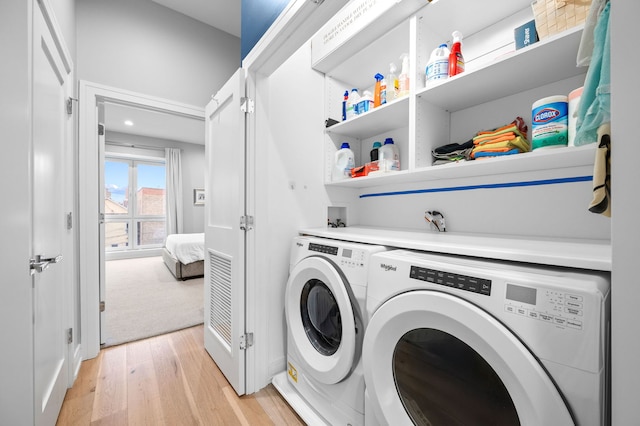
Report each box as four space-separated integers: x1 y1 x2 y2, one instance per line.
531 95 568 150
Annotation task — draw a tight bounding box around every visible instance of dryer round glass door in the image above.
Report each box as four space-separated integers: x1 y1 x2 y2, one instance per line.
300 278 342 355
363 291 574 426
286 256 360 385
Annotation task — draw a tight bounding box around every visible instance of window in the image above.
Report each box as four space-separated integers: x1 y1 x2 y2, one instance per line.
104 156 166 251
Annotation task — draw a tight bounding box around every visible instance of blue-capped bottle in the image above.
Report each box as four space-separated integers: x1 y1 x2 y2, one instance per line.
346 88 360 119
342 90 349 121
332 142 355 181
378 137 400 171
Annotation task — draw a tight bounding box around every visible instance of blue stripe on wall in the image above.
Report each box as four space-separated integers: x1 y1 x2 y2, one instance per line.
359 176 593 198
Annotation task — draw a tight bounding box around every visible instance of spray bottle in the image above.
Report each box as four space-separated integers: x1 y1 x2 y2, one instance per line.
342 90 349 121
398 53 410 97
374 73 384 107
448 31 465 77
387 63 399 102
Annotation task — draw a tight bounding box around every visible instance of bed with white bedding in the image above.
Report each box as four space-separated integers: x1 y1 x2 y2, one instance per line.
162 233 205 280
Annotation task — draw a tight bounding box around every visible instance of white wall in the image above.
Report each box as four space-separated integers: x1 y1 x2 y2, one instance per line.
106 131 205 233
76 0 240 107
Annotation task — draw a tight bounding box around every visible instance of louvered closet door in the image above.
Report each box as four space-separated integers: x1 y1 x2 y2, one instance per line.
204 68 247 396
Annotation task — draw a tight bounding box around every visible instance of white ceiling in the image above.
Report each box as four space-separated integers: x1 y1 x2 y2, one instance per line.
151 0 241 38
104 0 240 145
104 102 205 145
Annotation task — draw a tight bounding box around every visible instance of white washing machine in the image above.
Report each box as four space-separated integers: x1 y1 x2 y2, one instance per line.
273 236 388 426
363 250 610 426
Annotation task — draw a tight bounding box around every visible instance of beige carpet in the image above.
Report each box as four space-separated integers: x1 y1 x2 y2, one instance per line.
103 256 204 347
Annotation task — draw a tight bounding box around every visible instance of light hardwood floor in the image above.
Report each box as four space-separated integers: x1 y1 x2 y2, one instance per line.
56 325 304 425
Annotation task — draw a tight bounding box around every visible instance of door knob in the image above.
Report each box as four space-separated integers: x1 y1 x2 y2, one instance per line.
30 254 63 275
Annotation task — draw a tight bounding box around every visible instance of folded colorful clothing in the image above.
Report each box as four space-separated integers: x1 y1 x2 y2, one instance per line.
472 135 530 152
432 139 474 165
473 148 520 158
434 139 474 154
476 116 528 137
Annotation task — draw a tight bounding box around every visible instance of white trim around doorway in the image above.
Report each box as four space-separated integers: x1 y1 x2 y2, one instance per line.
78 81 205 359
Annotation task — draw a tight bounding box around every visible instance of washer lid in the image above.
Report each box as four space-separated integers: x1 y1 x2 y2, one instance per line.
363 291 574 426
286 256 359 385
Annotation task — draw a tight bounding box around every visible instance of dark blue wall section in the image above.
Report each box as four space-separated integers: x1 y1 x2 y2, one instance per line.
241 0 290 61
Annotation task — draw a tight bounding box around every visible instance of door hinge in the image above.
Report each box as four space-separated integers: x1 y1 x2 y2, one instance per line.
67 328 73 344
66 212 73 230
66 97 77 115
240 332 253 350
100 301 105 312
240 215 254 231
240 97 254 114
98 123 105 136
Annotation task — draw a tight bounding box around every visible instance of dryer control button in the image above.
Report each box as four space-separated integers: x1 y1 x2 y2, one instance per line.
566 319 583 330
553 316 567 326
566 293 584 302
564 307 583 316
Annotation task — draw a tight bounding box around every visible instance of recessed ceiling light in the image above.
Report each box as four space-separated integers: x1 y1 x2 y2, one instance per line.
124 120 134 126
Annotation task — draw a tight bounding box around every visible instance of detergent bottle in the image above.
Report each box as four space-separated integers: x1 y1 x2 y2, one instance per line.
346 88 360 119
332 142 355 181
378 137 400 171
426 43 450 83
448 31 465 77
370 141 382 162
359 90 374 114
398 53 410 97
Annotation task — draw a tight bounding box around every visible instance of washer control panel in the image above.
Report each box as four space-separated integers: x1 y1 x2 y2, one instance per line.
308 242 366 269
504 283 584 331
309 242 338 256
410 265 492 296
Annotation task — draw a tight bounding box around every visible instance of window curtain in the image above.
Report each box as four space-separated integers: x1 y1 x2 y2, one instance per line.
165 148 183 236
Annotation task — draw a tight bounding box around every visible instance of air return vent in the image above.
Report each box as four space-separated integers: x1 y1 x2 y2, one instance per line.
208 250 232 347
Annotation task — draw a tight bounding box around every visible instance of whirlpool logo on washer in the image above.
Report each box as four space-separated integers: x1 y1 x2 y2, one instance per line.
380 263 397 272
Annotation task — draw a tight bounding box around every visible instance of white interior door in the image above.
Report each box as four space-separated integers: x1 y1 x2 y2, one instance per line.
32 3 71 424
98 122 106 344
204 68 247 395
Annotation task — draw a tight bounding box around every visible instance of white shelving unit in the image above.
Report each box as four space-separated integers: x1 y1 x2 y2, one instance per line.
316 0 591 189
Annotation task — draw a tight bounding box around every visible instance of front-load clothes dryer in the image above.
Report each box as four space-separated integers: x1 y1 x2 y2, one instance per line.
363 250 610 426
273 236 388 426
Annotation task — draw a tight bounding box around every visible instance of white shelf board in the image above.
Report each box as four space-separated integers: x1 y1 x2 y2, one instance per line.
417 26 585 112
420 0 535 41
325 96 410 139
326 144 596 188
299 225 612 271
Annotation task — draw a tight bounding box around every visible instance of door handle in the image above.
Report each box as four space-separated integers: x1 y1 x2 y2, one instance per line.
30 254 63 275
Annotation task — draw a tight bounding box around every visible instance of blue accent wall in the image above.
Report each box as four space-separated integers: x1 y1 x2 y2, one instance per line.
241 0 290 61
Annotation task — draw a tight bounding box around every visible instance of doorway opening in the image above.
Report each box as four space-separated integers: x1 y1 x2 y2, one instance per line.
79 81 206 356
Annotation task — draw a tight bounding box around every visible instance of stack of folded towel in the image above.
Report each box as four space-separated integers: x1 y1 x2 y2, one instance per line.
470 117 530 159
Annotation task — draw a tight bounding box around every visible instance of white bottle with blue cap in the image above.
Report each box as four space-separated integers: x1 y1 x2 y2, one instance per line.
378 138 400 172
332 142 355 181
